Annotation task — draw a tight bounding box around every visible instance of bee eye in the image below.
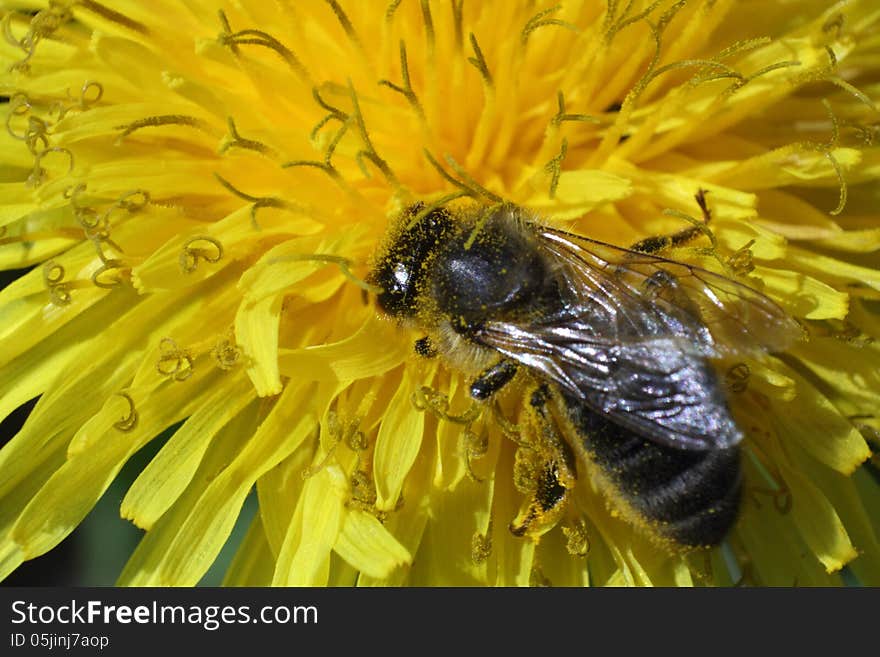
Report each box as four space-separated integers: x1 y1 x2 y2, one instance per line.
393 263 410 287
374 258 418 316
370 205 453 317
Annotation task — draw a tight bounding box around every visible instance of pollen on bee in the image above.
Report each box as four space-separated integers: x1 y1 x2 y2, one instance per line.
471 527 492 564
562 519 590 557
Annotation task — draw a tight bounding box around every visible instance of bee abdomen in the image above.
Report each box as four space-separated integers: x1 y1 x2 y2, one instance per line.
564 396 741 548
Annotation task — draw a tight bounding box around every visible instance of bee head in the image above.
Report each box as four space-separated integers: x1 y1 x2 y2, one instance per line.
370 204 453 318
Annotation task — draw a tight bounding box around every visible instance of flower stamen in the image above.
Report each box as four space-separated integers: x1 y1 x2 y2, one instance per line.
605 0 666 42
378 41 426 121
91 259 128 289
78 0 149 35
521 4 579 47
266 253 381 295
213 173 287 230
51 80 104 120
28 147 74 187
451 0 464 52
113 392 139 432
551 91 601 127
42 260 72 306
544 137 568 200
419 0 435 57
211 330 242 371
115 115 209 142
216 10 309 81
157 337 195 381
179 236 224 274
347 81 400 189
462 425 489 483
219 117 275 156
411 385 482 425
467 33 493 90
325 0 365 55
2 2 73 72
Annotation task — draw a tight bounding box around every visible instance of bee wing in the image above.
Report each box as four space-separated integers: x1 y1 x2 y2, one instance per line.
481 317 744 450
537 227 803 358
475 228 801 451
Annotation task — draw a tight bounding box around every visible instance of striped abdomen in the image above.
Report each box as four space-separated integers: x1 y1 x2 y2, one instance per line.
562 392 742 547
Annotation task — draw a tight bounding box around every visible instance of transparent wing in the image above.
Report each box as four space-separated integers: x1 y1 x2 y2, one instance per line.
474 227 801 451
538 227 803 357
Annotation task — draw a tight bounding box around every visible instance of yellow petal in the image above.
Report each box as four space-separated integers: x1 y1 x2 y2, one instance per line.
373 372 425 511
755 265 849 320
272 465 346 586
119 378 323 585
763 362 871 475
11 367 221 560
523 169 633 220
334 509 412 580
278 315 408 382
121 373 257 530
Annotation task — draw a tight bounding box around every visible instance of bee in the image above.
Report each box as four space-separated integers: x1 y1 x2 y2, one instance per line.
368 194 800 549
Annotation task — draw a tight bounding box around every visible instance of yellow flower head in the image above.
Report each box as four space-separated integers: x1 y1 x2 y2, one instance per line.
1 0 879 586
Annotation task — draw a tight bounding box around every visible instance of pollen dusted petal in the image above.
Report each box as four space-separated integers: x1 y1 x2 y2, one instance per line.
485 447 537 587
431 376 471 490
531 525 591 587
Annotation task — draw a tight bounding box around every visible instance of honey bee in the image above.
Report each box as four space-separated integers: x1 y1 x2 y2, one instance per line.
368 194 800 549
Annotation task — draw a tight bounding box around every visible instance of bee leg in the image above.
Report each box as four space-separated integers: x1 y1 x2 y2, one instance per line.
469 359 518 400
510 385 577 539
529 386 576 489
510 461 570 538
629 188 712 256
413 336 437 358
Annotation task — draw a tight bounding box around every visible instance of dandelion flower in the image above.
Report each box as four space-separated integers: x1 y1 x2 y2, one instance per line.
1 0 879 587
